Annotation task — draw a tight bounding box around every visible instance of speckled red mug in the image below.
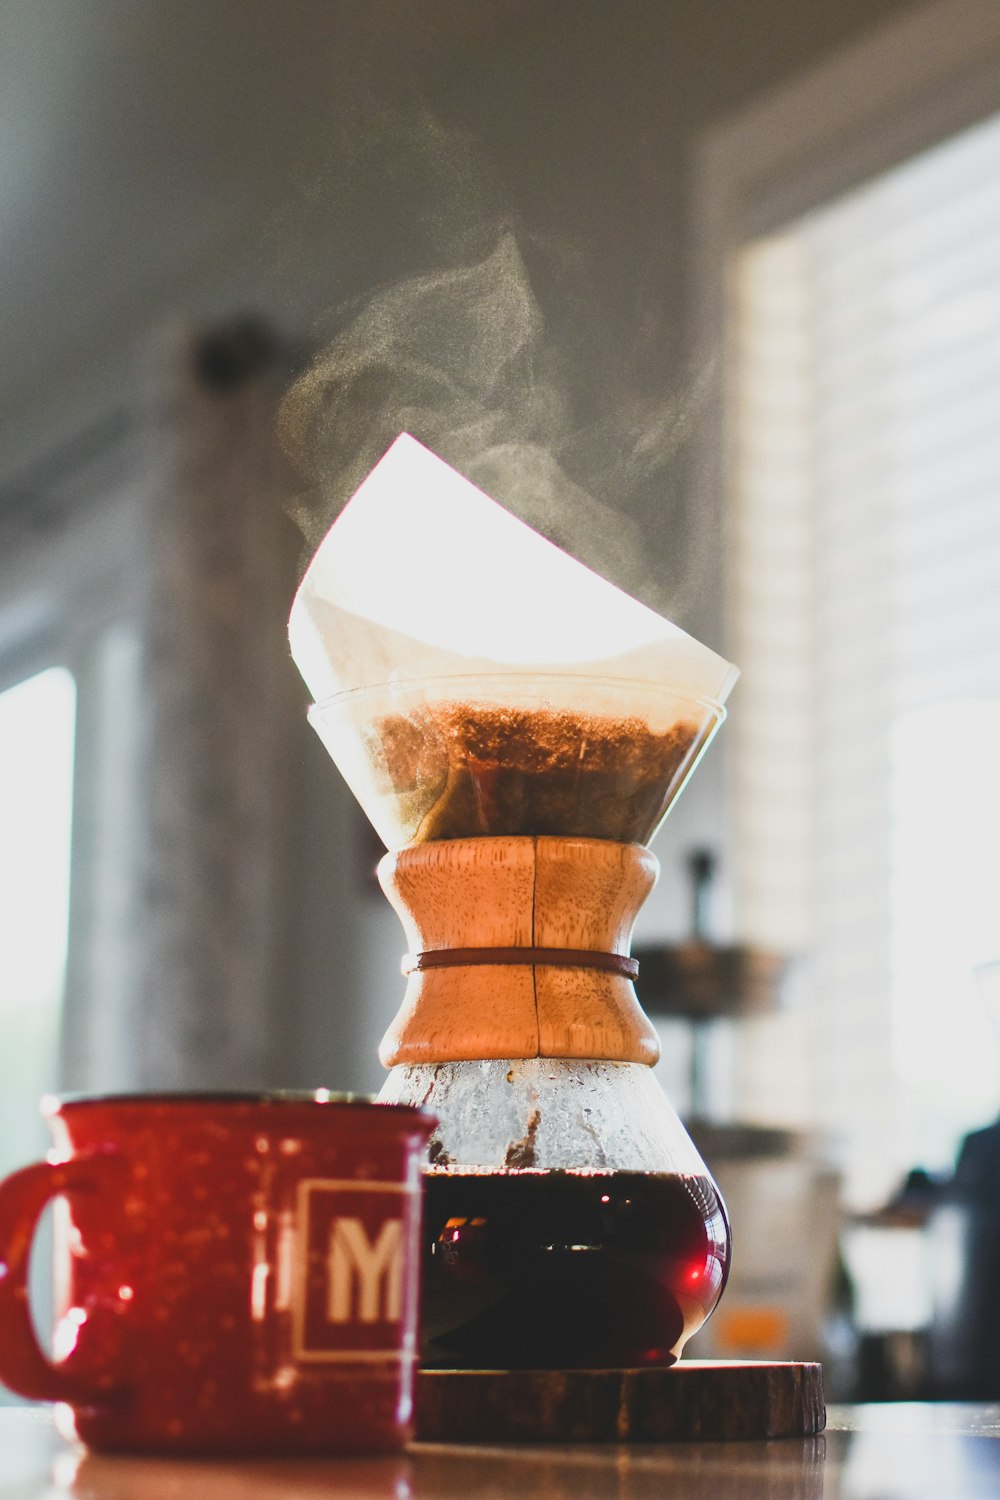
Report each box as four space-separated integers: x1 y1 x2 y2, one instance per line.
0 1092 434 1455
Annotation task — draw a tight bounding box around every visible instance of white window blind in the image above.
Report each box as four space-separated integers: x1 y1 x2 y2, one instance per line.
733 107 1000 1206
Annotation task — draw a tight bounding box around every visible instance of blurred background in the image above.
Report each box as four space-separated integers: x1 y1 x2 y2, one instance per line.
2 0 1000 1400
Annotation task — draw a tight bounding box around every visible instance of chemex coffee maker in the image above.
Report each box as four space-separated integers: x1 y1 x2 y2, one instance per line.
289 434 739 1374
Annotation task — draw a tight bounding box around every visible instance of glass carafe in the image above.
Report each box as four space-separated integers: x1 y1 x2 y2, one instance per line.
309 673 732 1369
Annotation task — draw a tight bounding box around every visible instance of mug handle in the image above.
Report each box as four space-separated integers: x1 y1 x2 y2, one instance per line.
0 1153 122 1402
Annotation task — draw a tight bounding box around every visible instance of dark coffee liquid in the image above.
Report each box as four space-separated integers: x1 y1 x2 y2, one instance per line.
420 1169 730 1369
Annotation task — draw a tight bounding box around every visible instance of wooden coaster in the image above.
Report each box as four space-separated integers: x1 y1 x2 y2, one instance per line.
416 1360 825 1443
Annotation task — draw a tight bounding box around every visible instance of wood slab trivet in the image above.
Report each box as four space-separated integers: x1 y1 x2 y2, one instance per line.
416 1361 825 1443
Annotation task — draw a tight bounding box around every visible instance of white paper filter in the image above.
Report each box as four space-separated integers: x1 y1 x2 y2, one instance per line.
288 433 738 707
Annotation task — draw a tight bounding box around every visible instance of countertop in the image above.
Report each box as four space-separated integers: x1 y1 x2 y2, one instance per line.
2 1403 1000 1499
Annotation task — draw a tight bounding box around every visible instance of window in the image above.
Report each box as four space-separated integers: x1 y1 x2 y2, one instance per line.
0 411 150 1112
0 667 76 1174
695 0 1000 1205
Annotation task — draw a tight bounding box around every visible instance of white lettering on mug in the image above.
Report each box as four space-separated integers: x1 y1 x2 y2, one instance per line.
326 1217 403 1323
291 1179 416 1362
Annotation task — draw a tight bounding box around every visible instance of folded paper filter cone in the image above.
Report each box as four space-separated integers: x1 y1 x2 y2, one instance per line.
289 434 738 848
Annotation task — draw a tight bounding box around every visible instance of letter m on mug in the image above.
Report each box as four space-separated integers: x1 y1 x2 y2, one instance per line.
292 1179 417 1362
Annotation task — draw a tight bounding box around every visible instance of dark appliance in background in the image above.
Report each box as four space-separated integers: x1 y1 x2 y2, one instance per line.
847 1116 1000 1402
925 961 1000 1398
926 1116 1000 1398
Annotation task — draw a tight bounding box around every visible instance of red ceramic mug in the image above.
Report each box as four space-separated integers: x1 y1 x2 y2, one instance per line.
0 1092 434 1455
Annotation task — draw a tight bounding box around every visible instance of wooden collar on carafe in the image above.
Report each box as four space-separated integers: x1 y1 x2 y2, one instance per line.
377 836 661 1069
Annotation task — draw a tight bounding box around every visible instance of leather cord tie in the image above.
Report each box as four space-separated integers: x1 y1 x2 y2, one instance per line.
401 947 639 980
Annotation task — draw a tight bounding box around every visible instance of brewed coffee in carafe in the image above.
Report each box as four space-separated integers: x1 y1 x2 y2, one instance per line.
289 434 739 1369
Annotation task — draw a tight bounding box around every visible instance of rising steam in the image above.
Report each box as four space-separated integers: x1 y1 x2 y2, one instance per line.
275 81 717 623
277 232 666 589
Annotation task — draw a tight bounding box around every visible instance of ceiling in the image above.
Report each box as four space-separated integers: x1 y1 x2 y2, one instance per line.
0 0 922 483
0 1 515 467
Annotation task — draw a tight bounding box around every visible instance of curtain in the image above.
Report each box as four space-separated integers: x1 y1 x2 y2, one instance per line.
60 322 305 1091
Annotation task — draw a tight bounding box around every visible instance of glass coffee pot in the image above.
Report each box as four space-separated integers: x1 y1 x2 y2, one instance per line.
290 435 738 1370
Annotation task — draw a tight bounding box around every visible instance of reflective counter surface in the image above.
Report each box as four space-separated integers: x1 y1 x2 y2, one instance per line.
1 1403 999 1499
